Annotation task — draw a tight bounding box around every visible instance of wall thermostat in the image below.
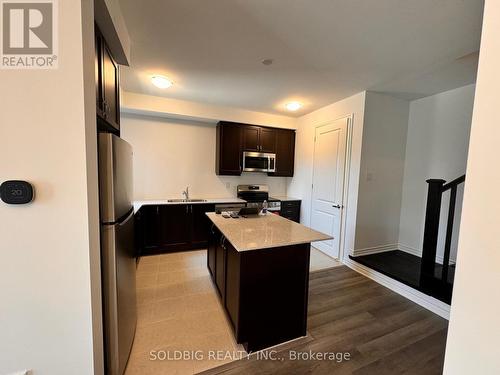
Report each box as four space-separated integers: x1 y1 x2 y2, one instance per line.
0 180 34 204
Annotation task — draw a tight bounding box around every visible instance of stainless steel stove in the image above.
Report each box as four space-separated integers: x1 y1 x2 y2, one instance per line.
237 185 281 212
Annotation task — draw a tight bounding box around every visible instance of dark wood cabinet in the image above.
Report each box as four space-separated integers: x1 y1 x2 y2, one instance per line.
242 126 260 152
95 25 120 133
191 203 216 247
215 235 227 301
260 128 277 153
207 227 311 352
160 205 191 249
271 129 296 177
136 203 216 254
95 31 103 119
216 122 242 175
207 223 217 277
207 224 226 300
242 126 276 153
280 200 301 223
138 205 162 252
216 121 295 177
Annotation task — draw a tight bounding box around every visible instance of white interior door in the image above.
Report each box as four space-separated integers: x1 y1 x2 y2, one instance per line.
310 118 348 259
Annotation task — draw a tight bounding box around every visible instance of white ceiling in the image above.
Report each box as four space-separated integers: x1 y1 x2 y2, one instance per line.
118 0 484 116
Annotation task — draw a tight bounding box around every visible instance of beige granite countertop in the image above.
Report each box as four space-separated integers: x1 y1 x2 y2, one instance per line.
269 196 301 202
133 198 246 212
206 212 332 252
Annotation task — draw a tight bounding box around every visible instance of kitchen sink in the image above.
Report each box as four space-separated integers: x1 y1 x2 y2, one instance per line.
167 199 207 203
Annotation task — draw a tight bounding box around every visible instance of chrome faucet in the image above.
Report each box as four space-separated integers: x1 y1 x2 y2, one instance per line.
182 186 189 200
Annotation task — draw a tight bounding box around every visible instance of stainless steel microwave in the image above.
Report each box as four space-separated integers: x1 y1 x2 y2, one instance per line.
242 151 276 173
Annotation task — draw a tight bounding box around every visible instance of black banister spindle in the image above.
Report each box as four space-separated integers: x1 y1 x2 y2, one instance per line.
420 179 445 291
442 186 457 284
419 174 465 302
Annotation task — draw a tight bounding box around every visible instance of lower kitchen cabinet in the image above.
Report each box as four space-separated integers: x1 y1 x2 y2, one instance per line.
161 204 191 249
280 200 301 223
191 203 216 247
207 224 226 301
215 231 226 301
136 203 216 255
136 205 162 253
207 227 310 352
207 224 217 277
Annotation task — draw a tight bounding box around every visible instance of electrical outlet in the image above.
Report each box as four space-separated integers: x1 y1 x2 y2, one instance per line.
366 172 374 182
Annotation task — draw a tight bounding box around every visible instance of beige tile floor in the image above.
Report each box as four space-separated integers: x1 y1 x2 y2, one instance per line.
125 250 243 375
310 246 342 272
125 246 342 375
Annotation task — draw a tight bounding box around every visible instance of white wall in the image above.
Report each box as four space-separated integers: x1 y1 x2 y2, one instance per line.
122 91 298 130
354 92 409 252
444 1 500 373
121 114 288 200
287 92 366 260
398 84 475 262
0 1 103 374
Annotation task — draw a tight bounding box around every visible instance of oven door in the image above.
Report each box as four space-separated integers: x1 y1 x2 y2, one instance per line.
243 152 275 172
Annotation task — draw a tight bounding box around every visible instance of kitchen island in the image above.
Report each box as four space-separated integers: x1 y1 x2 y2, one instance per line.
206 212 331 352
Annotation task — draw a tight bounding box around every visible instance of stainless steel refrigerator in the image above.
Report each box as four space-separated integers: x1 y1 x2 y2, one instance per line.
98 133 137 375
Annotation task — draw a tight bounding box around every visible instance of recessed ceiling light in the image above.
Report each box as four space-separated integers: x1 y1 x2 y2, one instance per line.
285 101 302 111
151 75 173 89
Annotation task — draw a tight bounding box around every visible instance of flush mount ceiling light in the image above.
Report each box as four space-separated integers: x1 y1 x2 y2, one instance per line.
151 75 173 89
285 101 302 111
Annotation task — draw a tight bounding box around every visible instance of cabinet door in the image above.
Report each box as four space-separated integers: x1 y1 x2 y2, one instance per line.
139 206 162 250
280 201 301 223
242 126 260 152
216 123 242 175
207 223 217 277
191 204 216 247
271 129 295 177
160 205 191 249
260 128 277 153
95 30 104 118
215 236 226 301
102 43 120 131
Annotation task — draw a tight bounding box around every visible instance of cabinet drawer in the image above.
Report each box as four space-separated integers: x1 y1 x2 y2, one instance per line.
281 208 298 216
281 201 301 210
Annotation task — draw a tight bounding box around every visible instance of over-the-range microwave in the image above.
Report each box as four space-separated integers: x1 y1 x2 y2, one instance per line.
242 151 276 173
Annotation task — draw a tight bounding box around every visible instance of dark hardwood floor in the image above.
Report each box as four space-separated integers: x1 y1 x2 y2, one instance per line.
350 250 455 304
201 266 448 375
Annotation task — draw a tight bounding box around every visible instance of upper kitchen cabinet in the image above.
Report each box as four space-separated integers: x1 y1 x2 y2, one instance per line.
242 126 276 153
216 121 295 177
216 122 243 175
260 128 277 153
270 129 296 177
95 25 120 133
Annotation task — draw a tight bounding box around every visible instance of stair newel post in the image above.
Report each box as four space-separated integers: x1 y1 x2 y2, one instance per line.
420 179 446 292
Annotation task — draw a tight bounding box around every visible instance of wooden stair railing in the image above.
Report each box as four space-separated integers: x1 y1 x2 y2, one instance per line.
420 174 466 300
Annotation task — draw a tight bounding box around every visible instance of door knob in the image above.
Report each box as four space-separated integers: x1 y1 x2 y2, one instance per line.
332 204 341 209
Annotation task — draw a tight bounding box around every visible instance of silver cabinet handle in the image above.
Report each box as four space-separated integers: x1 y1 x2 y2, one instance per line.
332 204 341 209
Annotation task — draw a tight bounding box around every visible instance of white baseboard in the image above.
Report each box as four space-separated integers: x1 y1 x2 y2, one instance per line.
398 243 456 265
351 243 398 257
343 257 451 320
352 242 456 266
398 243 422 257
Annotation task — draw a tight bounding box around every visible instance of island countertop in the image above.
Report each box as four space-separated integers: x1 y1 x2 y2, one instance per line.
133 198 246 212
206 212 332 252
